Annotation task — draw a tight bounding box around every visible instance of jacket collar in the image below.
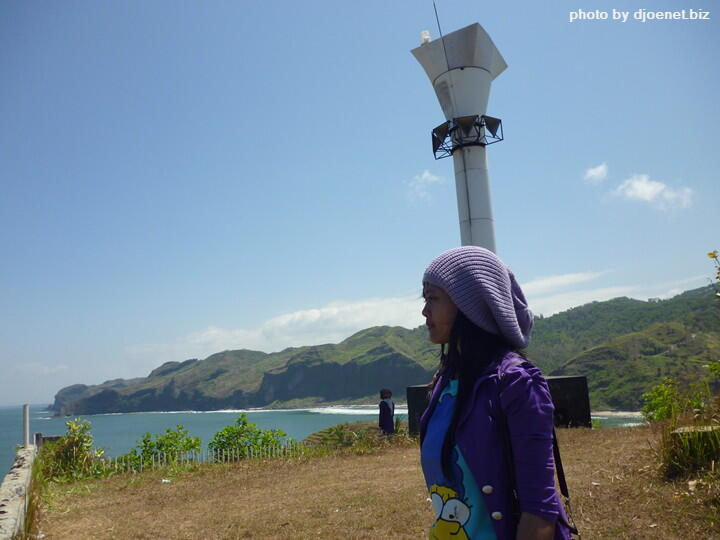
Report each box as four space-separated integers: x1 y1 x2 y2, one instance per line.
420 349 523 438
456 352 515 429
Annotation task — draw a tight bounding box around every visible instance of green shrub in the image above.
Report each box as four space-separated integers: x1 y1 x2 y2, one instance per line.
319 423 386 454
659 420 720 478
319 423 357 448
644 373 720 477
642 378 711 422
118 424 201 470
314 421 418 455
25 449 49 538
642 378 683 422
708 361 720 381
208 413 291 460
37 419 106 482
349 427 388 455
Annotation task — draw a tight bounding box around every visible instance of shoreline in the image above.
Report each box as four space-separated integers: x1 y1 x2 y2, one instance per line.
46 404 411 418
44 404 642 418
592 410 644 417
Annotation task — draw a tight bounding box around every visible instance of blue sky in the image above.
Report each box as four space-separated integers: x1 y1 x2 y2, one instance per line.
1 1 717 406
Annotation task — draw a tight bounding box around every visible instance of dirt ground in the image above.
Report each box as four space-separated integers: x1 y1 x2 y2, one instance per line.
35 425 720 539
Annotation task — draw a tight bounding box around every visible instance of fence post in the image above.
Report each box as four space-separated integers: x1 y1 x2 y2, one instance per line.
22 404 30 448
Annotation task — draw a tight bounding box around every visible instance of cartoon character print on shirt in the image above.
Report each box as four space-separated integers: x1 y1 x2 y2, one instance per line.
429 447 471 540
429 484 471 540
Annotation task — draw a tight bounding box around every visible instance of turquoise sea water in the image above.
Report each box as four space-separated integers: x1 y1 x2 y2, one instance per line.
0 404 408 476
1 405 642 477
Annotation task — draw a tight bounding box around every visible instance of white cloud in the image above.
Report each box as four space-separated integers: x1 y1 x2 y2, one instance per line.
126 273 709 369
127 295 425 365
527 285 637 317
521 269 632 315
583 162 608 184
12 362 69 377
656 288 682 300
127 271 615 363
526 273 708 316
613 174 693 209
405 170 444 202
521 271 606 296
637 275 708 300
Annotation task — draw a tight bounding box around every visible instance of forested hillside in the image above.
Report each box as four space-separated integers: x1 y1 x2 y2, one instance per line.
527 286 718 373
531 287 719 409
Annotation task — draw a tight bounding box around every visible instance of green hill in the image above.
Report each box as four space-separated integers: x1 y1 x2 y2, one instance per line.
553 321 718 410
527 286 719 373
51 325 438 416
51 286 720 415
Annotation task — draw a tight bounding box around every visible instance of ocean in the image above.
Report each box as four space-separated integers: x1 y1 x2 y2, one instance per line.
0 404 643 477
0 404 408 476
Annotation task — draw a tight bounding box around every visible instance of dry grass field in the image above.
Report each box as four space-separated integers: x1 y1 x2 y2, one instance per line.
34 425 720 539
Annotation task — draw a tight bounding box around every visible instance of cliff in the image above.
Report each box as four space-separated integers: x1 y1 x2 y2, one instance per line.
52 326 438 415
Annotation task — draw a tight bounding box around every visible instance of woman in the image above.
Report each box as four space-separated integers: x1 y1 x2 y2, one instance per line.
419 246 572 540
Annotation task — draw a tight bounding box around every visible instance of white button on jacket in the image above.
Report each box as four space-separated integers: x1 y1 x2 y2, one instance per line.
491 511 503 520
482 485 493 494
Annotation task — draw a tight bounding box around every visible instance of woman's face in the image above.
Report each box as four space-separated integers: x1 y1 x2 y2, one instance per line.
422 283 458 344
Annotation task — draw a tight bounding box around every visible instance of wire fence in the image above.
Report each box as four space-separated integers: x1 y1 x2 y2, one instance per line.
98 442 307 473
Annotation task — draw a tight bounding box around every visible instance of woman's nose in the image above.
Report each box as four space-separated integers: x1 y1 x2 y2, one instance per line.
422 303 429 318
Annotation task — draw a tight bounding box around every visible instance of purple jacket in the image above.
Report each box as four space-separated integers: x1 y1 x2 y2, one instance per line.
420 351 573 540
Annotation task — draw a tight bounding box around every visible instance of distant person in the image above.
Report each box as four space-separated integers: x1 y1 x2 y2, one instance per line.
419 246 576 540
378 388 395 435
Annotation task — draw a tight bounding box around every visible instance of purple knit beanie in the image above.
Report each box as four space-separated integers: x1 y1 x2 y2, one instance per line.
423 246 533 349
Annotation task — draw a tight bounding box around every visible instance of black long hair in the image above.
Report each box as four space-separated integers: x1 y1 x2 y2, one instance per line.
428 310 525 481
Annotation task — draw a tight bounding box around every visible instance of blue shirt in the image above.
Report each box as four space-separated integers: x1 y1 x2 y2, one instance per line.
421 379 497 540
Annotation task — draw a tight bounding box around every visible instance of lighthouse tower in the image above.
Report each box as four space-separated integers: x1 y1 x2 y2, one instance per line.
412 23 506 252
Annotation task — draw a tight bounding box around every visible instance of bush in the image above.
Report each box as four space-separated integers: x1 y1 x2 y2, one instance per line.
642 378 683 422
319 423 357 448
118 424 201 470
314 421 417 455
660 422 720 478
644 375 720 478
642 378 711 423
709 361 720 381
349 427 389 455
318 423 388 454
37 419 106 482
208 413 291 460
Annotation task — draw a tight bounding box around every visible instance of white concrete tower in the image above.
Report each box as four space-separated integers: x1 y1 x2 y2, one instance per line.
412 23 506 252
